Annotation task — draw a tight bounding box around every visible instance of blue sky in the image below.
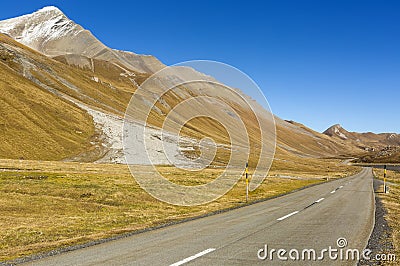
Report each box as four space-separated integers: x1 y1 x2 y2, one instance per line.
1 1 399 133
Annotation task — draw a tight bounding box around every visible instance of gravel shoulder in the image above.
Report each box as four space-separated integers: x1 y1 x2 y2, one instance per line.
358 179 395 265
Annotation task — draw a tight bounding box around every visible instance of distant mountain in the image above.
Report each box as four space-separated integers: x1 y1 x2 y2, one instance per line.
323 124 349 140
323 124 400 163
323 124 400 149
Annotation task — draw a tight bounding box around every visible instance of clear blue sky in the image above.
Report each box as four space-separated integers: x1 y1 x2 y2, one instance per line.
1 1 399 133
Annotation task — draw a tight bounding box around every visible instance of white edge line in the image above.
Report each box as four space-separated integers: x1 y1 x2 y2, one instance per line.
170 248 216 266
315 198 325 203
330 190 336 194
277 211 299 221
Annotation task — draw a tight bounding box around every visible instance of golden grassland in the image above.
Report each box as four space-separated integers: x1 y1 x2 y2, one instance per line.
0 158 359 261
373 168 400 261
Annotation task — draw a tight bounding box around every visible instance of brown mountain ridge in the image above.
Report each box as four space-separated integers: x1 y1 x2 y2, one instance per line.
0 6 398 165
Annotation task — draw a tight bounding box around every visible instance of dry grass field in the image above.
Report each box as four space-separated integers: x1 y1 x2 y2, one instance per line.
0 158 359 261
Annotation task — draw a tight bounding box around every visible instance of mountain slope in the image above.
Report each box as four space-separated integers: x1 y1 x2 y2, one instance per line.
0 34 95 160
0 6 389 164
0 32 356 164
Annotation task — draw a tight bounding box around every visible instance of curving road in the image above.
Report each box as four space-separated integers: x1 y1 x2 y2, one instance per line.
25 168 374 265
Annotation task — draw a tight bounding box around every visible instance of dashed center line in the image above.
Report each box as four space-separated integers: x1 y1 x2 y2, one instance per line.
277 211 299 221
170 248 216 266
315 198 325 203
277 182 349 222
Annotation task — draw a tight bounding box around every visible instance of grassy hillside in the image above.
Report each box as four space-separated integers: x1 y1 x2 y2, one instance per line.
0 33 137 160
0 54 94 160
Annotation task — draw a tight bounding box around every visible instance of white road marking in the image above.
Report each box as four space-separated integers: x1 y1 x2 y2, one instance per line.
170 248 216 266
277 211 299 221
330 190 336 194
339 185 344 188
315 198 325 203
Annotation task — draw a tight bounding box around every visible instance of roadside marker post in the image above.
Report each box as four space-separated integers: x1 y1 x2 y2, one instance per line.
384 165 387 193
245 162 249 203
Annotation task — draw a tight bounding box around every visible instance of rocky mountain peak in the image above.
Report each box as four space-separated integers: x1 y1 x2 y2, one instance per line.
36 6 63 14
0 6 165 73
0 6 77 52
323 124 349 140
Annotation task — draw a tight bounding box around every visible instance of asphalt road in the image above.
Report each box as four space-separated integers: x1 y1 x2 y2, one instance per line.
25 168 374 266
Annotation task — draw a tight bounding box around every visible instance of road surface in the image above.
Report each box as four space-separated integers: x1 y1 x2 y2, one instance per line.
25 168 374 265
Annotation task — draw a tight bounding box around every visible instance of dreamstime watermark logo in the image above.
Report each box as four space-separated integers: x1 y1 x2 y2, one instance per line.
257 237 396 262
122 60 276 206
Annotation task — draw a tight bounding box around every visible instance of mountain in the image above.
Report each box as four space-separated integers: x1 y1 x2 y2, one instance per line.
0 6 164 73
323 124 400 163
0 6 397 165
323 124 350 140
323 124 400 151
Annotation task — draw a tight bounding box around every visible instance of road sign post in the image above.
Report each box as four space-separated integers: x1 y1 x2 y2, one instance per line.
245 162 249 203
384 165 387 193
